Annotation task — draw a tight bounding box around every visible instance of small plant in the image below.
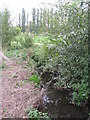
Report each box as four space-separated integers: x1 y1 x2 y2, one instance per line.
19 81 23 86
1 63 6 69
71 81 88 106
28 108 50 119
12 73 18 78
24 80 27 83
16 81 23 87
22 52 28 61
16 82 19 87
3 108 7 112
15 33 33 48
28 74 40 84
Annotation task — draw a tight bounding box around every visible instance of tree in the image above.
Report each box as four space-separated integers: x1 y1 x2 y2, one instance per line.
44 1 88 105
43 9 47 27
2 9 11 49
36 9 39 33
0 11 2 49
40 8 43 30
32 8 36 25
42 9 47 32
26 13 29 32
18 13 21 27
47 9 50 29
32 8 36 33
53 10 60 38
22 8 25 33
37 9 39 25
49 8 54 34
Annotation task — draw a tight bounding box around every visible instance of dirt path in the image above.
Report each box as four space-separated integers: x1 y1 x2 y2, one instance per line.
1 59 40 118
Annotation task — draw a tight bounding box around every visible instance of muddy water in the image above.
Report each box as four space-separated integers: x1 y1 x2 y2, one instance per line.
39 87 88 119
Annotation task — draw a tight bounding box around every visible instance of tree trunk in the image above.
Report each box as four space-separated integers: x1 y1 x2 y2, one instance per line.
0 50 9 61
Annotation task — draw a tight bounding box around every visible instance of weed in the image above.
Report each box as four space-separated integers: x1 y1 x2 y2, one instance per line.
16 82 19 87
19 81 23 86
28 74 40 84
1 63 6 69
24 80 27 83
3 108 7 112
22 52 28 61
28 108 50 119
12 73 18 78
16 81 23 87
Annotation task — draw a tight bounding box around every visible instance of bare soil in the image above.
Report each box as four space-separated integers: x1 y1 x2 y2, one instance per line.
1 59 40 118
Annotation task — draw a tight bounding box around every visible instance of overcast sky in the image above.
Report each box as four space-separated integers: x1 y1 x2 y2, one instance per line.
0 0 87 25
0 0 56 14
0 0 57 25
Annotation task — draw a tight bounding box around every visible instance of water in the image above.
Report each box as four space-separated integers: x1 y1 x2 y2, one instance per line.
39 87 88 119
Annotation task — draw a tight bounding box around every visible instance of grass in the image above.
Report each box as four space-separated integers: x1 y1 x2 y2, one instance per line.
4 49 21 59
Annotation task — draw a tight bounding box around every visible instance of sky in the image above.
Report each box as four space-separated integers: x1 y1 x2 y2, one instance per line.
0 0 57 25
0 0 88 25
0 0 56 12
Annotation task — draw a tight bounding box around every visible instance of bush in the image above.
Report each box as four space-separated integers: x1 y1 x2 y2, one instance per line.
28 74 40 84
21 52 28 61
15 33 33 48
43 2 89 106
28 108 50 119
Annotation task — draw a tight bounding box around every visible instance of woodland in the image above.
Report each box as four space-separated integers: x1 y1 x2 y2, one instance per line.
0 0 89 119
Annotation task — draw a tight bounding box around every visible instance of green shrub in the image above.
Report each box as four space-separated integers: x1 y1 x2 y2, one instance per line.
32 43 48 68
28 108 50 119
21 52 28 61
15 33 33 48
72 81 88 105
4 49 21 59
28 74 40 84
43 2 88 106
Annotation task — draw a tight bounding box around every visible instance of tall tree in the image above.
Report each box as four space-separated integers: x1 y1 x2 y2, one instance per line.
18 13 21 27
47 9 50 29
42 9 47 32
40 8 43 28
37 9 39 25
53 10 60 38
22 8 25 33
49 8 54 34
36 9 40 33
43 9 46 27
26 13 29 32
32 8 36 33
27 13 29 27
0 11 2 49
32 8 36 25
2 9 11 48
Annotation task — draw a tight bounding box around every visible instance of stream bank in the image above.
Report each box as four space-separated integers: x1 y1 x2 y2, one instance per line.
38 70 89 119
39 87 88 119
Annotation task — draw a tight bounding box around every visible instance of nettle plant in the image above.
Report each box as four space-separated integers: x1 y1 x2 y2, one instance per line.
44 2 88 106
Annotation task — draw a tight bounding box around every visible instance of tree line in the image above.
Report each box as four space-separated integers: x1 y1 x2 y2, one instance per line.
19 7 60 35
